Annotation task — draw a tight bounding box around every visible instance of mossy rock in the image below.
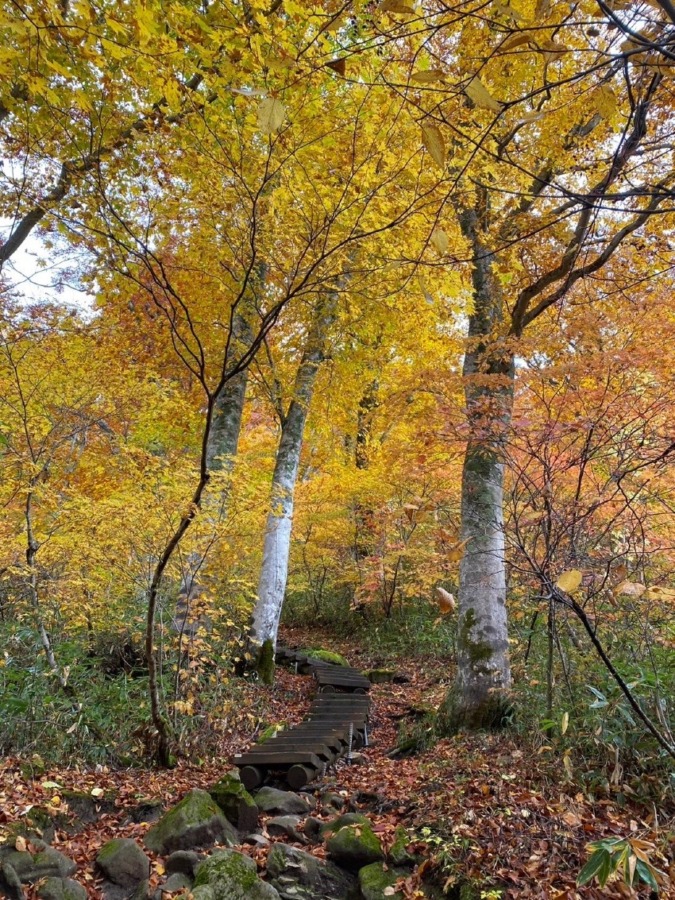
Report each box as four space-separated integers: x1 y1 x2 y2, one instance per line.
319 812 369 839
301 648 349 667
358 862 407 900
96 839 149 888
266 843 358 900
253 787 313 816
388 827 416 867
36 877 87 900
144 789 236 855
62 790 117 825
193 849 279 900
208 772 258 833
325 822 383 870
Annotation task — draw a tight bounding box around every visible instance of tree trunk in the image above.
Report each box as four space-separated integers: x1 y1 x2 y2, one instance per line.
206 314 252 474
439 208 514 730
250 299 335 681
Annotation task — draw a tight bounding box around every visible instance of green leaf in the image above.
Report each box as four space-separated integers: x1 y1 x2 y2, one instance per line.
577 848 611 886
635 859 659 890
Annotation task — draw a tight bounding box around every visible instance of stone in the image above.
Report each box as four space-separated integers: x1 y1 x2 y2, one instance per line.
302 817 323 842
165 851 200 878
326 822 383 870
266 843 358 900
189 888 214 900
319 792 344 811
192 850 280 900
0 846 77 883
144 790 237 856
129 880 154 900
100 883 129 900
241 835 269 849
96 839 150 888
265 816 306 843
388 827 416 867
253 788 313 816
319 812 369 839
358 862 406 900
159 873 192 894
36 878 87 900
300 649 349 667
0 861 25 900
208 773 258 833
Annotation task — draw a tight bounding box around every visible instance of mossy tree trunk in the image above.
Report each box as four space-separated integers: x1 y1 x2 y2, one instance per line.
439 208 514 731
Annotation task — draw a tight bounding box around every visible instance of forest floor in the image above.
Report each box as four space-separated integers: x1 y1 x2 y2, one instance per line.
0 625 672 899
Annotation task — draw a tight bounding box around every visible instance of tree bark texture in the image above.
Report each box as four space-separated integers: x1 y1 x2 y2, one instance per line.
440 209 514 730
251 298 335 678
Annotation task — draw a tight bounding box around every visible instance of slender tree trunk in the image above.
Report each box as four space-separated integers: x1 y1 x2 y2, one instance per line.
354 378 379 563
251 299 335 682
439 208 514 730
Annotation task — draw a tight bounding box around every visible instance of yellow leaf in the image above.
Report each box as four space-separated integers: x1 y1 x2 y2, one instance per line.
500 33 535 52
421 123 446 169
430 227 449 255
410 68 446 83
380 0 415 13
91 787 104 798
561 711 569 735
257 97 286 134
556 569 582 593
465 77 502 112
592 85 617 120
15 836 27 853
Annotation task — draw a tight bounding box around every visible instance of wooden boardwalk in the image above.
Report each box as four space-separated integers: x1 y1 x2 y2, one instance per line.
233 649 372 790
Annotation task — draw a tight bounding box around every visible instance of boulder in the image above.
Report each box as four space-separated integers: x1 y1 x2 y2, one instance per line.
96 839 150 888
208 773 258 833
318 791 344 811
302 817 323 842
266 843 358 900
253 788 313 816
265 816 306 843
36 878 87 900
300 649 349 667
0 861 24 900
165 851 200 878
192 850 280 900
0 847 76 883
361 669 396 684
388 827 416 867
159 872 192 894
241 835 269 849
358 862 406 900
319 812 369 839
326 822 383 870
129 880 153 900
144 790 236 855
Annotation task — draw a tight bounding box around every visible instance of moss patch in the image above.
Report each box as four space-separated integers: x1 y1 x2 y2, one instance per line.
256 640 275 685
326 822 383 869
193 850 279 900
302 648 349 667
144 789 236 855
358 862 406 900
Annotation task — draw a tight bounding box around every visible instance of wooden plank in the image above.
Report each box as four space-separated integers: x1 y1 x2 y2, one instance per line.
234 751 322 768
245 742 337 760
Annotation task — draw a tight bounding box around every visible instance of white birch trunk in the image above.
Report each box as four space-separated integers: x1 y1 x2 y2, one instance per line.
251 298 335 678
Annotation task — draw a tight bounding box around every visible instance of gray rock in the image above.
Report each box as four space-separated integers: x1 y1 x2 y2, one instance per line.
0 853 33 882
265 816 306 843
100 882 130 900
61 790 116 825
241 834 269 848
253 788 313 816
193 850 280 900
358 862 406 900
144 790 237 855
36 877 87 900
302 817 323 842
319 812 369 839
326 822 383 870
0 861 25 900
189 888 214 900
208 773 258 834
266 843 358 900
129 880 153 900
126 801 164 825
0 847 77 884
159 872 192 894
319 792 344 811
165 851 200 877
96 839 150 888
